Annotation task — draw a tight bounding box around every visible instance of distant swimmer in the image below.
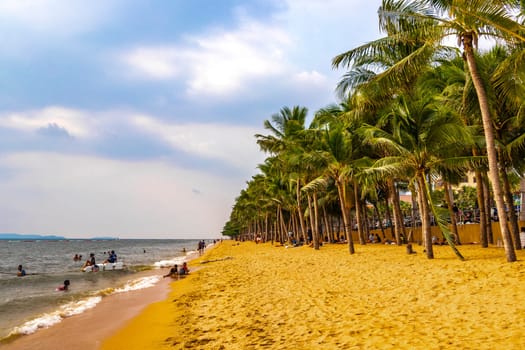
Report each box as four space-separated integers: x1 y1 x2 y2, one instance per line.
17 265 26 277
56 280 70 291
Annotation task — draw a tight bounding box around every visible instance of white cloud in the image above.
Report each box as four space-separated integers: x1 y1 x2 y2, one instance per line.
131 114 265 170
0 106 97 138
0 106 265 173
123 47 181 80
0 152 237 238
293 70 328 85
120 18 291 97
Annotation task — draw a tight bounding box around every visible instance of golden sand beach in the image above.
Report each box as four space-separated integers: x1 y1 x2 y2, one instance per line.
100 241 525 350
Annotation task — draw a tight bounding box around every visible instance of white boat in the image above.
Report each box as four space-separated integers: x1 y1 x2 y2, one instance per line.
82 262 124 272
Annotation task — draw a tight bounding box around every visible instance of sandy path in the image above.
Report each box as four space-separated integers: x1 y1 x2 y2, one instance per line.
102 241 525 350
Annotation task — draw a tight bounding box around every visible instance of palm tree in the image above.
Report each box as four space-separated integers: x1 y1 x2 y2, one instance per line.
302 121 357 254
360 85 470 259
256 106 310 242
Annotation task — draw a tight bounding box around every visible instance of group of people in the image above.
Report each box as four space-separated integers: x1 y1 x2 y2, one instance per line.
17 264 70 291
198 240 206 255
80 250 118 271
163 262 189 279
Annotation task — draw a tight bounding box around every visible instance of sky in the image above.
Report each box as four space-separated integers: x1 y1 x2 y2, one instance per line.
0 0 381 239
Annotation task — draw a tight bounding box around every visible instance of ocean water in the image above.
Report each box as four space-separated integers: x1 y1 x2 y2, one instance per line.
0 238 207 342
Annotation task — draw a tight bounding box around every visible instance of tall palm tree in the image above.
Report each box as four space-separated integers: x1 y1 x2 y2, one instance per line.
360 85 470 259
256 106 310 242
302 122 358 254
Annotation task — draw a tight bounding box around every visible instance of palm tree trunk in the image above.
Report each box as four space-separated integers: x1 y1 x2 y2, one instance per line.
474 169 488 247
374 203 386 238
443 181 461 245
482 176 494 244
388 178 404 244
296 179 307 240
322 207 331 242
417 173 434 259
353 179 366 245
383 195 394 239
337 181 355 254
313 191 321 248
264 213 269 243
463 38 516 262
501 165 521 250
307 194 320 250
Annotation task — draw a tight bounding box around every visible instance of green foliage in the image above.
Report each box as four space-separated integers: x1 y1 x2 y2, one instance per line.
455 186 478 209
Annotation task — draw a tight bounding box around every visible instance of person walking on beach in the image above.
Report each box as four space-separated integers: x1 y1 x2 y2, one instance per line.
17 265 26 277
198 240 205 255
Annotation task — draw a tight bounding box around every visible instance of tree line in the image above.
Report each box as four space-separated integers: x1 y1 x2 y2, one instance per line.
223 0 525 262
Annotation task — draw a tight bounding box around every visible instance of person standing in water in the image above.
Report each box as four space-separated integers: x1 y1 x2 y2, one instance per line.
17 265 26 277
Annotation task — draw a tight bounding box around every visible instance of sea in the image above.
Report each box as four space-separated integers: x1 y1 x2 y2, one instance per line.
0 238 206 343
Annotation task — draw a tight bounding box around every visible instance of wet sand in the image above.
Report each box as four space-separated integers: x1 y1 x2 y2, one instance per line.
2 269 172 350
101 241 525 350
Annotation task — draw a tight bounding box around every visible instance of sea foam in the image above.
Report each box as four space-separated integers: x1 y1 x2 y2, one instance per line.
9 275 161 336
10 296 102 335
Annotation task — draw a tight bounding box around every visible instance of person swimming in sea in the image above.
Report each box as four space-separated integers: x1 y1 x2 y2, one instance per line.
56 280 70 291
17 265 26 277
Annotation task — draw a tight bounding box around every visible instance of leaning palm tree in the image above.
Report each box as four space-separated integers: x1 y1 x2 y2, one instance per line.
360 85 471 259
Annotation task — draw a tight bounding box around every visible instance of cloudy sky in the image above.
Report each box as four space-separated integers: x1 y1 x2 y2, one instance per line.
0 0 381 239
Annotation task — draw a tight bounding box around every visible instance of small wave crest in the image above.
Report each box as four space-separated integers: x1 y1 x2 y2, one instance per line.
8 296 102 336
114 275 161 293
154 255 188 268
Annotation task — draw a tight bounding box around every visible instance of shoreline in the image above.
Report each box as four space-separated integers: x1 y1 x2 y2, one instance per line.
1 267 172 350
1 248 205 350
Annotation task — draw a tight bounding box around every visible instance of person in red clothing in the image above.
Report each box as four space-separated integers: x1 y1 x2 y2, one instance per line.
179 262 189 276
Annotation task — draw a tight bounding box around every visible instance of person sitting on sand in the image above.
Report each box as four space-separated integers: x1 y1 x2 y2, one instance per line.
163 264 178 278
179 262 189 276
56 280 70 291
17 264 26 277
